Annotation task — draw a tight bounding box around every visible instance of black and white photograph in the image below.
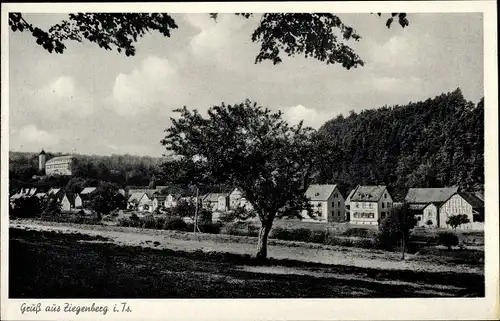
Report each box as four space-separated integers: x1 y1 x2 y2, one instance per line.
1 1 498 321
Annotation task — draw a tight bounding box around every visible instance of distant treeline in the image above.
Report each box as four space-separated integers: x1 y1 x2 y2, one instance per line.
9 152 172 193
316 88 484 200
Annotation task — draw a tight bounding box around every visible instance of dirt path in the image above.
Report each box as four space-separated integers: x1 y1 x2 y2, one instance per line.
9 220 483 275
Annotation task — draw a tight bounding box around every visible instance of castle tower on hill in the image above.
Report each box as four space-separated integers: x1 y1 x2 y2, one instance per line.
38 149 46 172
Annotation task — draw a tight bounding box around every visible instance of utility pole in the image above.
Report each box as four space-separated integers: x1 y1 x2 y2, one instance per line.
194 186 199 233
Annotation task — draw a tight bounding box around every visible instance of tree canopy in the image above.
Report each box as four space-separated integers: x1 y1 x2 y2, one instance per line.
161 99 339 260
9 12 408 68
317 89 484 200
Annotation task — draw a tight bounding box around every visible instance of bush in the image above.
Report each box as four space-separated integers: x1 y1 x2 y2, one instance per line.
142 215 156 229
270 227 311 243
438 231 459 250
221 221 259 237
198 221 223 234
342 228 371 238
163 217 188 231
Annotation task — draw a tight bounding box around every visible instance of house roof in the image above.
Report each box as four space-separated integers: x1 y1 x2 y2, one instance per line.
305 184 337 201
404 187 459 204
45 155 75 165
48 188 61 195
63 193 78 205
458 191 484 209
154 195 167 201
81 187 97 195
39 149 46 155
128 192 145 203
473 191 484 202
350 185 387 202
204 193 228 202
345 188 357 205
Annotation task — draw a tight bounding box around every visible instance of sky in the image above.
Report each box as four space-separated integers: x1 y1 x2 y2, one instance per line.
8 13 483 157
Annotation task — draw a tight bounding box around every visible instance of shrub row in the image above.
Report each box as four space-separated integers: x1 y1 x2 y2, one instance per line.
117 214 223 234
39 212 102 225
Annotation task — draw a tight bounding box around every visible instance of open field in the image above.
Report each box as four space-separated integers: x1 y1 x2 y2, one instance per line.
9 220 484 298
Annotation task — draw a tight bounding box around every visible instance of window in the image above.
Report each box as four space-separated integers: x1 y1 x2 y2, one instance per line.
355 203 359 208
362 203 366 209
334 193 338 198
369 203 373 208
337 201 340 207
384 193 387 199
382 202 385 209
338 210 341 217
381 212 386 219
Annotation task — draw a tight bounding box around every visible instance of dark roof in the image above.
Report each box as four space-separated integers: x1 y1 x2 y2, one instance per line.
350 185 388 202
39 149 46 155
305 184 338 201
203 193 228 202
405 187 459 204
458 191 484 209
63 193 77 205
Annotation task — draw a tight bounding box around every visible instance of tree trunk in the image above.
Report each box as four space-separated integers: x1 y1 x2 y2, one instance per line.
254 219 273 263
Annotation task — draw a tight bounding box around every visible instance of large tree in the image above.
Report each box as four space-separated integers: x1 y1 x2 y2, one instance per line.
161 99 338 261
9 12 408 67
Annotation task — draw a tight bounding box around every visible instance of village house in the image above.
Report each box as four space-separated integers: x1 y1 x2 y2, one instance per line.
344 189 357 221
152 195 167 212
228 187 254 211
60 193 83 211
47 188 63 198
164 193 181 208
302 184 345 223
79 187 97 207
127 192 154 212
405 187 484 230
202 193 229 212
349 185 393 226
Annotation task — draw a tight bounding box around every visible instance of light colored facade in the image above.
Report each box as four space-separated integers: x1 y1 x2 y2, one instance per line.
152 195 167 212
137 194 153 213
164 194 180 208
229 187 254 210
439 193 483 230
349 185 393 226
405 187 484 230
229 188 243 209
61 193 82 211
45 155 76 176
302 184 345 223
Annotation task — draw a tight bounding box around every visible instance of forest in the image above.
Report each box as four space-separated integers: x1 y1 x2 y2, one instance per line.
9 88 484 200
316 88 484 200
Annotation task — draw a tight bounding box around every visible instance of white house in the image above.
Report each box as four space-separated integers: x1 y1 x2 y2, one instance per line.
229 187 254 210
152 195 167 212
349 185 393 226
302 184 345 223
406 187 484 230
60 193 82 212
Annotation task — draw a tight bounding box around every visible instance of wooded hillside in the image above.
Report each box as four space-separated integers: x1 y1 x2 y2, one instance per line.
317 88 484 200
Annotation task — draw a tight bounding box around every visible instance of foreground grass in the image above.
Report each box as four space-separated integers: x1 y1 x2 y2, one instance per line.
9 228 484 298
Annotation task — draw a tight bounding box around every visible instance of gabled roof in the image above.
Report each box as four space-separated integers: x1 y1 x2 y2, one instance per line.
81 187 97 195
350 185 387 202
345 187 358 205
63 193 78 206
153 195 167 201
457 191 484 209
305 184 337 201
203 193 228 202
473 191 484 202
405 187 459 204
47 188 61 195
39 149 46 155
128 192 145 203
